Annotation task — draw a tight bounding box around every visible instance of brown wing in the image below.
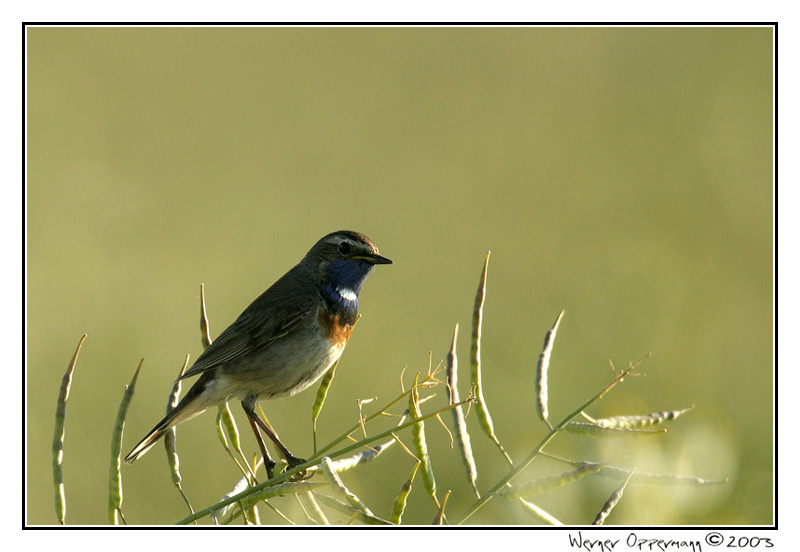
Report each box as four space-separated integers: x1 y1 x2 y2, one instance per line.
180 267 317 380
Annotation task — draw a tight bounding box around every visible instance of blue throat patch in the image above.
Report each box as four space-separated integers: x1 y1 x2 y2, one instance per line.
320 259 373 322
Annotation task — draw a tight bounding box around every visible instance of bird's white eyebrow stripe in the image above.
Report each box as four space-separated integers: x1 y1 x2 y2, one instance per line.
326 236 356 245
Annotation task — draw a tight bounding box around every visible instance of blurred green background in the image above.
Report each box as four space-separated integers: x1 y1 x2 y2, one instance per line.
27 27 773 525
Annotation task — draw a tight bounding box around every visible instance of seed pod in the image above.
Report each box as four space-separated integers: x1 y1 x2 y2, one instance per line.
410 372 438 505
213 478 325 524
593 406 695 429
592 469 635 525
328 435 398 472
518 498 563 525
165 356 195 515
470 252 512 465
313 493 393 525
501 460 614 500
218 401 243 452
52 334 86 525
109 359 142 525
311 360 338 454
446 323 479 497
563 422 665 438
320 456 374 516
432 490 451 525
165 355 189 486
390 461 420 525
536 311 564 429
200 283 212 350
596 465 728 486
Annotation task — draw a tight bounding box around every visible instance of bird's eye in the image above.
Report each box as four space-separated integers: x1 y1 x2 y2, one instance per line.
337 242 352 255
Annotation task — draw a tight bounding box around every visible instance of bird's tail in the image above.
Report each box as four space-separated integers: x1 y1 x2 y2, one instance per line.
124 414 174 463
124 373 212 463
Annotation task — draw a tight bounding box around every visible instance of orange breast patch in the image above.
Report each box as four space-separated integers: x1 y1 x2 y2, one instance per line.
318 308 353 348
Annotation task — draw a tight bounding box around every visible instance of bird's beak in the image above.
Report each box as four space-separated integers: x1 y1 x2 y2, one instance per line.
361 253 392 265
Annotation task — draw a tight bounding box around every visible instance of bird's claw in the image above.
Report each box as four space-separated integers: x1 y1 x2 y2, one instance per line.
284 456 315 481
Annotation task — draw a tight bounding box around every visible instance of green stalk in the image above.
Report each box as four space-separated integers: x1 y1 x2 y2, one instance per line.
311 370 441 460
176 397 471 525
453 360 641 524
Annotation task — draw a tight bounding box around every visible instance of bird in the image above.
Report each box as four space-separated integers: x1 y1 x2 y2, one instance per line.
124 230 392 477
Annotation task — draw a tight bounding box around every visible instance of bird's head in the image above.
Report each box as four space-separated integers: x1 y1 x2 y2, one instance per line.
306 231 392 306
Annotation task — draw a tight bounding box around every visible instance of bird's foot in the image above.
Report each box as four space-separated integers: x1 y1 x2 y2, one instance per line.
264 458 277 480
283 455 315 481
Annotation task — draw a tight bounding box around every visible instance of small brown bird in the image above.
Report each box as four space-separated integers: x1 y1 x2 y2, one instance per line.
125 230 391 477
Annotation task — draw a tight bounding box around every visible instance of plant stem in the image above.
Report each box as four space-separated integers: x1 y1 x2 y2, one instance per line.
175 397 471 525
453 362 639 524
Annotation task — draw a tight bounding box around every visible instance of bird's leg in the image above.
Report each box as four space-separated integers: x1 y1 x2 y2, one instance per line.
244 408 276 479
241 397 310 480
248 409 307 467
